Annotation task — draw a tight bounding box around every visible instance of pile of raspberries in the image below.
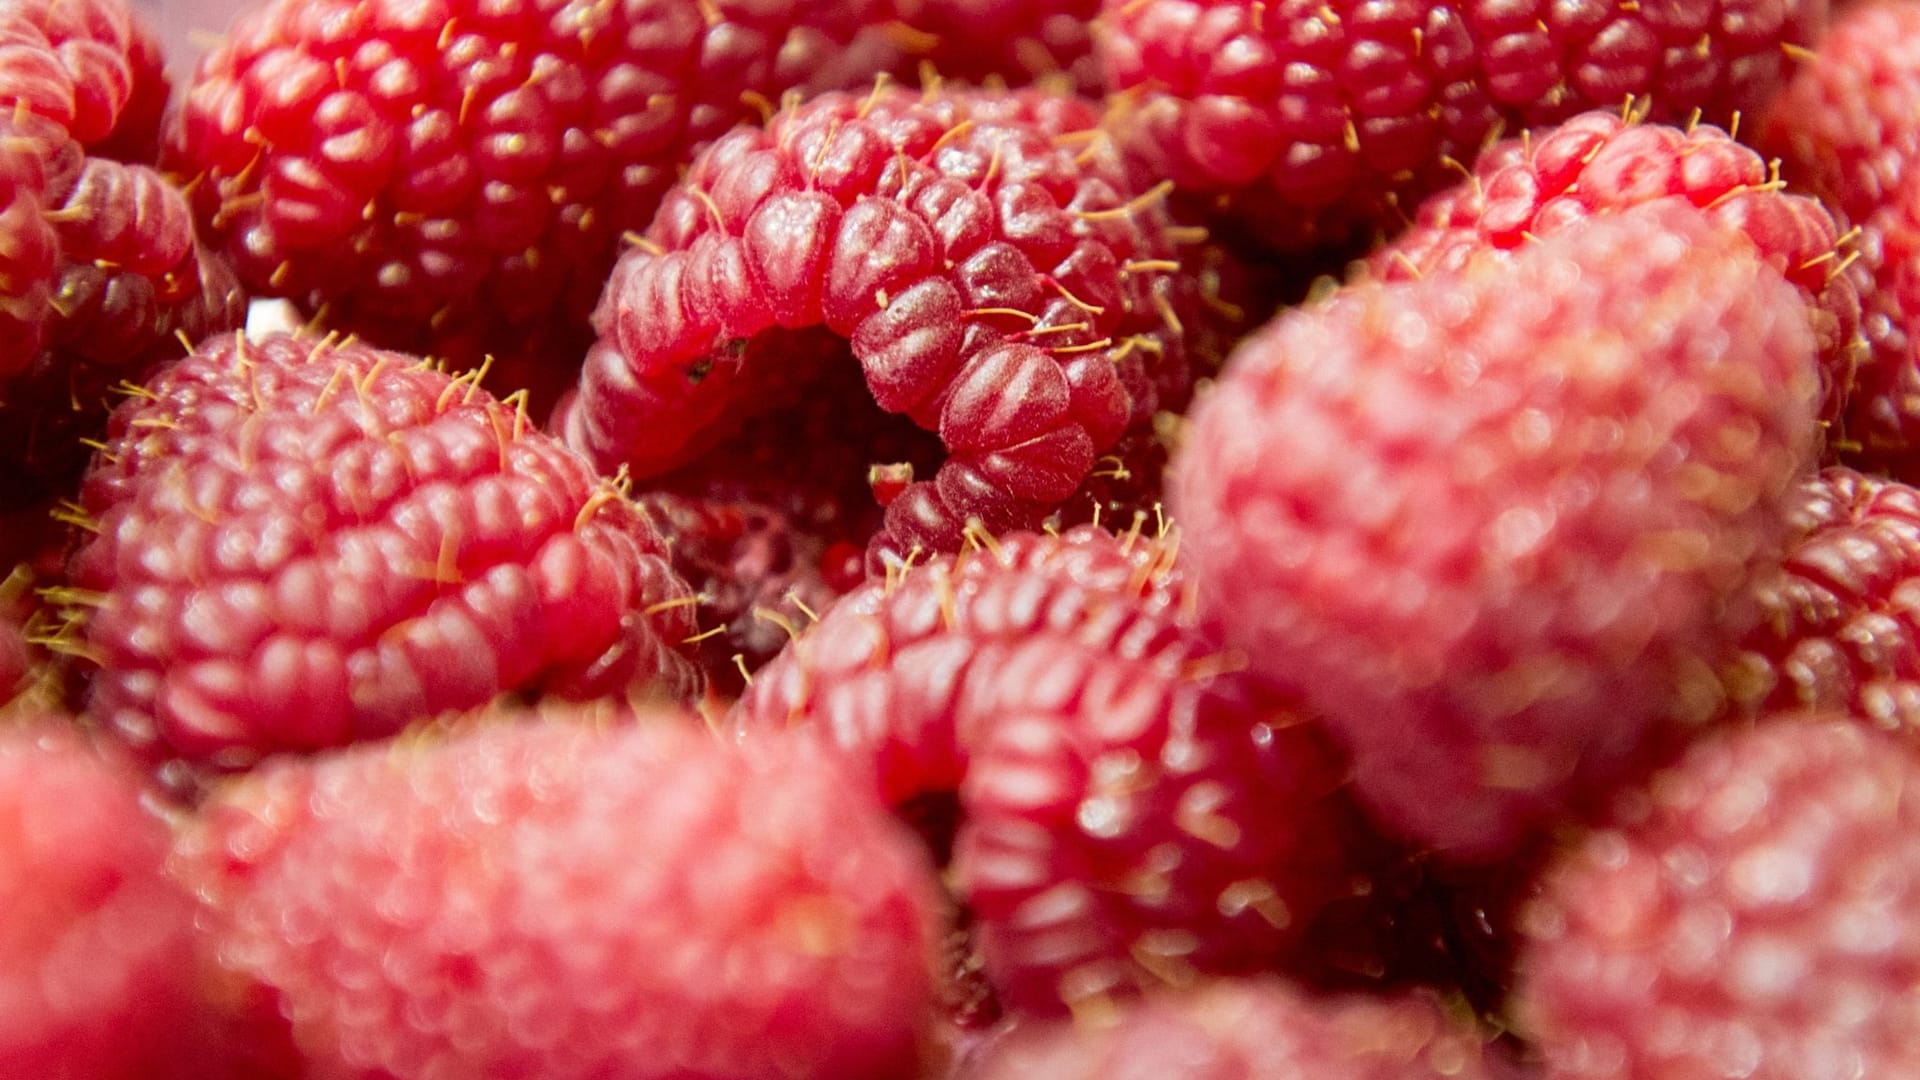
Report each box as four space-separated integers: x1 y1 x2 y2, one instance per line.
8 0 1920 1075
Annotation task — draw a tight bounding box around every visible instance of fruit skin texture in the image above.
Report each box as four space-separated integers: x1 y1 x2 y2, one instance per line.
733 525 1369 1014
1728 466 1920 743
64 332 702 770
174 710 943 1080
1371 110 1864 433
1095 0 1825 252
565 86 1198 569
0 0 247 510
1759 3 1920 476
969 977 1513 1079
0 721 211 1080
1171 203 1822 863
1516 716 1920 1080
162 0 902 396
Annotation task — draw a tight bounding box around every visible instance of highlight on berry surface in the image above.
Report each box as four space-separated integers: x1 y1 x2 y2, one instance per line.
59 330 703 773
564 84 1209 571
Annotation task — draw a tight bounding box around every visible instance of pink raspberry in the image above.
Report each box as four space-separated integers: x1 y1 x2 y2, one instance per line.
1372 109 1865 432
1096 0 1825 252
563 85 1204 569
1171 203 1822 862
0 720 218 1079
162 0 914 407
1516 716 1920 1079
970 978 1515 1079
60 332 702 771
174 708 943 1080
892 0 1100 92
1728 466 1920 742
734 525 1371 1013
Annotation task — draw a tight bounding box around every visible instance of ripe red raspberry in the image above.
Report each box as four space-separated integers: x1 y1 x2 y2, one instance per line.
1372 109 1865 431
161 0 912 402
1171 203 1822 862
734 525 1369 1013
892 0 1100 92
175 708 943 1080
1726 466 1920 742
970 978 1514 1079
60 331 702 770
1516 716 1920 1079
564 85 1203 569
1096 0 1825 252
0 720 213 1079
0 0 246 509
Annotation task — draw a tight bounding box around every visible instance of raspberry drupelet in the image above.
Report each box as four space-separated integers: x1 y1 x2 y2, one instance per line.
1517 716 1920 1079
0 0 246 510
733 524 1370 1014
565 85 1201 570
1760 2 1920 475
1172 203 1822 862
60 332 703 773
161 0 919 409
1728 466 1920 743
174 709 944 1080
1095 0 1825 253
1371 109 1865 432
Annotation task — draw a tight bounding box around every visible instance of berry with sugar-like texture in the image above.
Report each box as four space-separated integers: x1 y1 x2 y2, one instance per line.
174 708 943 1080
734 525 1370 1013
1095 0 1825 252
1172 202 1822 862
1516 716 1920 1079
565 85 1202 569
61 331 702 771
1372 109 1864 431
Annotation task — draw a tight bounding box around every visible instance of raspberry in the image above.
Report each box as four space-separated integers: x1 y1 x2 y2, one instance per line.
60 331 702 770
0 720 213 1079
1372 109 1865 432
969 978 1514 1079
174 708 943 1080
892 0 1100 92
1096 0 1825 252
1516 717 1920 1079
0 0 245 509
733 525 1368 1013
634 488 853 694
1726 466 1920 741
162 0 909 402
567 86 1201 568
1171 203 1822 862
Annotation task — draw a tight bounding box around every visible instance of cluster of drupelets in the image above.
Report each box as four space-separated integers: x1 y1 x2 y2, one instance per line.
3 0 1920 1077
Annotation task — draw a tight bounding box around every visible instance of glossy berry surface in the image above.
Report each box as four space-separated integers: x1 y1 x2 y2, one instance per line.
1730 466 1920 743
1096 0 1825 251
1373 110 1864 431
565 86 1201 569
735 525 1368 1013
63 332 702 769
175 710 942 1080
1173 203 1821 861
